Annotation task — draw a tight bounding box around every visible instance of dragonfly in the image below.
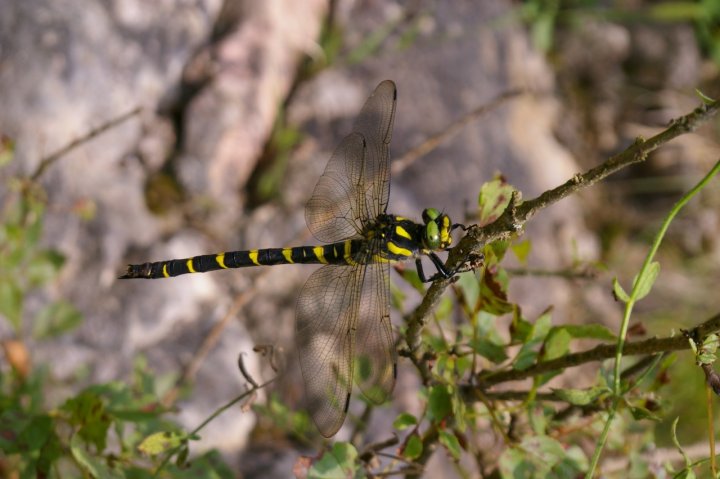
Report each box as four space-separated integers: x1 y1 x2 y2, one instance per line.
121 80 468 437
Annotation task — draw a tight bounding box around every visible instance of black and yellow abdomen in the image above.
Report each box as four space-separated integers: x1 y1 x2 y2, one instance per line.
121 214 431 280
121 240 370 279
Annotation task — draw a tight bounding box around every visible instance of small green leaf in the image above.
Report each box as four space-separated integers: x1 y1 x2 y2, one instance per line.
390 283 406 311
403 434 423 460
439 430 462 460
560 324 616 341
612 278 630 303
632 261 660 300
0 278 23 330
469 337 508 364
138 431 186 456
428 385 452 422
542 328 571 361
61 391 111 451
70 434 123 479
19 414 53 451
27 249 66 286
33 301 83 339
695 88 716 105
479 269 513 315
628 404 661 421
513 310 552 370
477 176 516 227
499 435 566 477
309 442 358 478
0 136 14 167
672 417 692 469
456 270 480 310
552 386 609 406
434 296 453 321
393 412 417 430
510 239 531 264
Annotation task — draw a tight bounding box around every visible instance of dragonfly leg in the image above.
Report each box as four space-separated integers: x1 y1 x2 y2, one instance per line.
416 252 485 283
416 253 453 283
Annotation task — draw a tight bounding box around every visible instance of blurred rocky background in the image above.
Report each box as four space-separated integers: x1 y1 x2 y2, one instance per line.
1 0 719 477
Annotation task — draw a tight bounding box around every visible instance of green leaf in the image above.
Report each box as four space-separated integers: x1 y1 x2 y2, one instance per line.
672 417 692 468
403 434 423 460
648 2 705 21
434 296 453 321
393 412 418 430
513 310 552 371
70 434 124 479
477 176 516 227
398 266 424 294
308 442 358 478
695 88 716 105
542 324 616 362
0 278 23 330
0 136 13 167
542 328 571 361
560 324 616 341
390 282 407 311
469 337 508 364
628 404 661 422
552 386 609 406
33 301 83 339
499 435 566 477
632 261 660 300
138 431 186 456
612 278 630 303
511 239 531 264
438 430 462 460
61 390 111 451
456 270 479 310
27 249 66 286
19 414 53 451
428 385 453 422
479 268 513 315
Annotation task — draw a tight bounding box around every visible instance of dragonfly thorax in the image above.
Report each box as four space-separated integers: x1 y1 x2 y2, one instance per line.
362 210 452 263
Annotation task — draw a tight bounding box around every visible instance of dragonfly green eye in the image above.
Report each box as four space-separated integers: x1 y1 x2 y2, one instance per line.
422 208 440 224
422 208 452 250
424 221 441 250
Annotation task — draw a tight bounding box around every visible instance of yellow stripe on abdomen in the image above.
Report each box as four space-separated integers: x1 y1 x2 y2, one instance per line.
249 250 260 265
216 254 228 269
282 248 294 263
313 246 328 264
344 241 357 265
186 259 196 273
162 263 170 278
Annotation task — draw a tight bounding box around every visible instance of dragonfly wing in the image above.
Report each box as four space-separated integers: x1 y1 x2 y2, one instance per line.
351 80 396 221
354 261 396 404
305 132 367 243
305 81 397 242
296 264 362 437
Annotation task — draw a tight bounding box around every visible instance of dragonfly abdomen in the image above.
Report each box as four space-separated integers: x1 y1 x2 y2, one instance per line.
120 240 368 279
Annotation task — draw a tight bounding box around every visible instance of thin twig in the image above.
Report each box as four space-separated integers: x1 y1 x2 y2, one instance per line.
471 313 720 388
30 106 142 181
392 89 524 176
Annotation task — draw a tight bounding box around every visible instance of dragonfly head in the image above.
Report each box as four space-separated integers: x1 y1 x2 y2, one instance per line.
421 208 453 251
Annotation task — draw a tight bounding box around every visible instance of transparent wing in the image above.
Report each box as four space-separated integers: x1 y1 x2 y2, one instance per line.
351 79 396 222
305 80 397 243
354 261 395 404
296 264 363 437
305 133 367 243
